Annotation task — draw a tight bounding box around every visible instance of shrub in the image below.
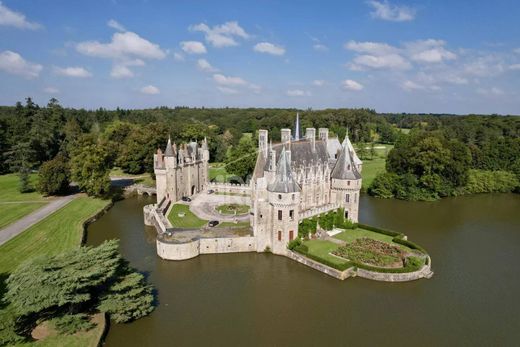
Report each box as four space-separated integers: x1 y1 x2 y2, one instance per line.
298 217 317 237
37 153 70 196
357 223 403 238
287 238 302 251
368 172 401 198
52 314 95 335
460 169 519 194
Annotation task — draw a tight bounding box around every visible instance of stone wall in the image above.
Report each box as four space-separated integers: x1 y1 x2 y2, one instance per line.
299 203 340 220
156 236 257 260
355 257 433 282
208 182 251 195
286 251 354 280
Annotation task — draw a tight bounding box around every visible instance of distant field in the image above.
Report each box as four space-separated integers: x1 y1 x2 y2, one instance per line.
0 196 110 274
361 158 386 190
209 163 237 183
0 174 47 230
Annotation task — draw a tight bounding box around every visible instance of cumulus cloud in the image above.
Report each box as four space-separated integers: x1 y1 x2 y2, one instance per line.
217 86 239 94
111 65 134 78
180 41 207 54
54 66 92 78
313 43 328 51
43 87 59 94
77 31 166 60
212 73 260 94
254 42 286 56
140 85 160 95
313 80 325 86
287 89 311 97
107 19 126 32
344 41 398 55
190 21 249 47
367 0 415 22
401 80 425 91
342 79 364 91
0 51 42 79
350 54 411 70
0 1 41 29
406 39 457 63
197 58 218 72
463 56 505 77
213 73 247 86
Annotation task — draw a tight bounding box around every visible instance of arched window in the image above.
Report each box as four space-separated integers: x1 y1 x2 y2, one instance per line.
346 194 350 203
278 230 282 241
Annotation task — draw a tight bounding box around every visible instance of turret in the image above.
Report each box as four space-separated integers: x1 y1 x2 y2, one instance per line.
305 128 316 151
293 112 301 141
281 129 291 144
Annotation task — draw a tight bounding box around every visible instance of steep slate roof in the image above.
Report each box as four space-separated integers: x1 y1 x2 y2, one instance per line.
331 139 362 180
267 146 301 193
263 139 329 172
164 137 174 156
344 135 362 166
293 112 302 141
327 137 342 159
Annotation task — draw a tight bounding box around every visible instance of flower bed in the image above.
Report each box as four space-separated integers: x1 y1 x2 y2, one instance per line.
332 238 404 268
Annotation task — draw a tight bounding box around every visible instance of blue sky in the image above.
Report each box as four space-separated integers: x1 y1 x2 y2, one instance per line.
0 0 519 114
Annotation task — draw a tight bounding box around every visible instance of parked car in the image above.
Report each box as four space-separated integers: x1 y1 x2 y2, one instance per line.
181 196 191 202
208 189 215 194
208 220 219 227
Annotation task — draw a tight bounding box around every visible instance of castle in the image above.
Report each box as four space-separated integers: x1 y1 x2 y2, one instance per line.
151 114 362 257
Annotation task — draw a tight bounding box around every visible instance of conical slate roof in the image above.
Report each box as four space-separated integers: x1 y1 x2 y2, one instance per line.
332 137 361 180
343 132 362 166
268 146 301 193
164 137 174 156
293 112 301 141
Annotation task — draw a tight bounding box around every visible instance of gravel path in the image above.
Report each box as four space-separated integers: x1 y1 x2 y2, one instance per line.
189 193 251 222
0 193 79 246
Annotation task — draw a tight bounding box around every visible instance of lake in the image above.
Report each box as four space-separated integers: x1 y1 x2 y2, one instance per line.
86 193 520 346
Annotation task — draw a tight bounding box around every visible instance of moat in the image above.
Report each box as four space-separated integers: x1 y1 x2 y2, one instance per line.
86 193 520 346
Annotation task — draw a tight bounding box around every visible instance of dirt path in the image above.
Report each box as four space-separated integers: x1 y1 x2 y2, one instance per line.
0 193 79 246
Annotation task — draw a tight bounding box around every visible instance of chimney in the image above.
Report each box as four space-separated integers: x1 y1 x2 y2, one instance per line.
319 128 329 142
306 128 316 151
258 129 268 157
281 128 291 144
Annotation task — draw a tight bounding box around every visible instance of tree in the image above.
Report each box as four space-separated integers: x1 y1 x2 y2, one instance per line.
37 153 70 195
224 135 257 181
70 135 113 196
370 142 376 159
3 240 154 342
4 142 35 193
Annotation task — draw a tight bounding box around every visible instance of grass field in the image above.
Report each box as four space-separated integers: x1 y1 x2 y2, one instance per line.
216 204 249 215
361 158 386 190
168 204 208 228
302 240 349 266
0 174 48 230
208 163 238 183
333 228 394 244
0 196 110 274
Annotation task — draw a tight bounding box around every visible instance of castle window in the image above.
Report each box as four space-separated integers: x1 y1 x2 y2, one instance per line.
278 230 282 241
292 194 295 200
347 180 351 186
289 230 294 241
354 194 357 203
278 194 282 200
289 210 294 221
278 210 282 220
347 164 351 170
346 194 350 203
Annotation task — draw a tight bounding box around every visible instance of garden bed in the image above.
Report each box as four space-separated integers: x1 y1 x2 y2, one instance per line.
216 203 249 215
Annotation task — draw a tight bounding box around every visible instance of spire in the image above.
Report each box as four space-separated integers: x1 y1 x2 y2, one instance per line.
268 146 301 193
343 129 362 166
293 112 301 141
331 139 361 180
164 136 174 156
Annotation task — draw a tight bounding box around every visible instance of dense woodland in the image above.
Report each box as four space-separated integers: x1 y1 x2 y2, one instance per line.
0 98 519 199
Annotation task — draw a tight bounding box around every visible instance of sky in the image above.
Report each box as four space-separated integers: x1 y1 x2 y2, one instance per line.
0 0 519 114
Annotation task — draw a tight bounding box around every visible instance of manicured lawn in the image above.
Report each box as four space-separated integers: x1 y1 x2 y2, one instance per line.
0 174 48 230
334 228 394 244
216 203 249 215
209 163 234 183
0 196 110 274
361 158 386 190
302 240 349 266
168 204 208 228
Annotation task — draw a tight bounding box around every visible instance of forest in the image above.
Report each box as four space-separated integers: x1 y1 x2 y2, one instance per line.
0 97 518 200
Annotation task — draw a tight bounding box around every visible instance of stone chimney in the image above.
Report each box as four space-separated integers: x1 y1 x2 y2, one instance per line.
319 128 329 142
258 129 268 157
281 128 291 144
306 128 316 151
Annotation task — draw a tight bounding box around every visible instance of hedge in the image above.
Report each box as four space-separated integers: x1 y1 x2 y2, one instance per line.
392 237 427 254
352 256 425 274
293 245 352 271
357 223 404 238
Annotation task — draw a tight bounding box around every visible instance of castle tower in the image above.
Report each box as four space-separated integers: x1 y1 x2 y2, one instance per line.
267 146 301 255
343 130 363 172
331 135 362 222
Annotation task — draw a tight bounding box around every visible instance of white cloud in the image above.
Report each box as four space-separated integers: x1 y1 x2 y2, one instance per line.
77 31 166 60
190 21 249 47
173 52 184 61
401 80 425 91
406 39 457 63
217 86 239 94
509 64 520 70
254 42 286 56
111 65 134 78
464 56 504 77
313 80 325 86
342 79 364 91
313 43 328 51
140 85 160 95
180 41 207 54
197 58 218 72
350 54 411 70
0 1 41 29
345 41 398 55
287 89 310 97
54 66 92 78
107 19 126 32
213 73 247 86
367 0 416 22
43 87 59 94
0 51 42 79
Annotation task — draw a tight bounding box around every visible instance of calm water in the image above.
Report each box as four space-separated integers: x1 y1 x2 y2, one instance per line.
87 193 520 347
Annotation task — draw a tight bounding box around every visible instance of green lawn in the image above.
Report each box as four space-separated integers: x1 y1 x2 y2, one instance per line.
168 204 208 228
333 228 394 244
361 158 386 190
302 240 349 266
216 204 249 215
209 163 238 183
0 196 110 274
219 221 250 228
0 174 48 230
